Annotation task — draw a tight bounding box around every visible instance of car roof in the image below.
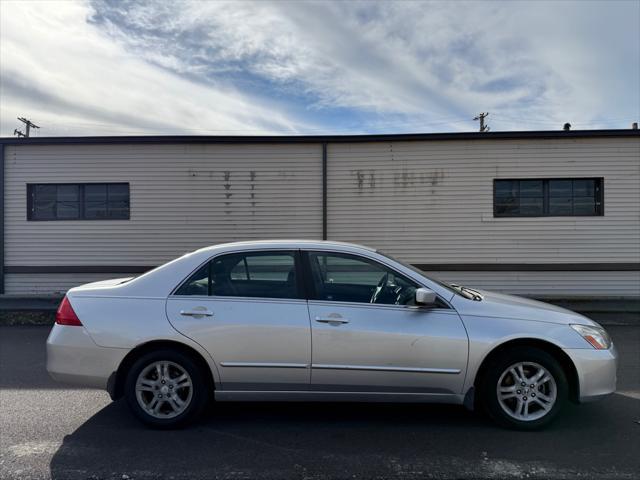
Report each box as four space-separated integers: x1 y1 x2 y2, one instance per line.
193 240 376 254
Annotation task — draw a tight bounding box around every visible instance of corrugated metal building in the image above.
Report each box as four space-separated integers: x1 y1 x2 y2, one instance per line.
1 130 638 298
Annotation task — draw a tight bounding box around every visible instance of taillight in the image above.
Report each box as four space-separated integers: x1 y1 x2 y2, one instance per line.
55 296 83 326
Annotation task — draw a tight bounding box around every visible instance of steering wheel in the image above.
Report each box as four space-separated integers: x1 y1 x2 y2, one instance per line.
369 272 389 303
395 286 415 306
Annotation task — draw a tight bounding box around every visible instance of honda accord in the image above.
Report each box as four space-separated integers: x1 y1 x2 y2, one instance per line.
47 240 617 429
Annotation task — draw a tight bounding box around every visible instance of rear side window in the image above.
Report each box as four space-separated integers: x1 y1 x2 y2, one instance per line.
174 251 301 299
174 264 210 296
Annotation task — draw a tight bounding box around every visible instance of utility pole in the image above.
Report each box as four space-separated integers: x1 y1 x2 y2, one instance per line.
473 112 490 132
15 117 39 137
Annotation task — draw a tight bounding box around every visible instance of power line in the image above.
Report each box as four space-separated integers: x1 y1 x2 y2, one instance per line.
10 112 635 138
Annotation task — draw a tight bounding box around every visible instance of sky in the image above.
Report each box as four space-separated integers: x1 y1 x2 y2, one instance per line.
1 0 638 137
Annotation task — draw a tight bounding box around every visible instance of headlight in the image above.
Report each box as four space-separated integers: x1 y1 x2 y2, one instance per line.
571 324 612 350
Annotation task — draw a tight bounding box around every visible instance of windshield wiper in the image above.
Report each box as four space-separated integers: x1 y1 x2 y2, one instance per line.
450 284 483 301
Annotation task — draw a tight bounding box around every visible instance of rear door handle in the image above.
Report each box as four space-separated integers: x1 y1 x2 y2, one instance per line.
180 309 214 317
315 316 349 325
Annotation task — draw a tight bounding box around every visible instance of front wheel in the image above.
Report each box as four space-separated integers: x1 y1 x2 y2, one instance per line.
124 349 211 429
480 347 568 430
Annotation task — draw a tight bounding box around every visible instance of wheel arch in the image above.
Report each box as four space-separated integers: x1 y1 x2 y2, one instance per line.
473 338 580 405
108 340 216 400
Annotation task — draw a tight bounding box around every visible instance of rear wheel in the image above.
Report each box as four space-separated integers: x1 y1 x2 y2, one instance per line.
124 349 210 428
480 347 568 430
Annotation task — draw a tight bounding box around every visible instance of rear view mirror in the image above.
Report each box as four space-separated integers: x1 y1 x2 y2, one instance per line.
415 287 437 305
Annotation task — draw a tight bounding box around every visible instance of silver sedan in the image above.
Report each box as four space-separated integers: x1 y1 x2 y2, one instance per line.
47 240 617 429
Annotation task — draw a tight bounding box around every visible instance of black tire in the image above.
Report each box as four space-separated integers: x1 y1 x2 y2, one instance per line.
479 347 568 430
124 348 211 429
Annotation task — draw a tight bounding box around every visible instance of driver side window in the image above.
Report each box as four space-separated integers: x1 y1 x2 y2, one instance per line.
307 252 419 306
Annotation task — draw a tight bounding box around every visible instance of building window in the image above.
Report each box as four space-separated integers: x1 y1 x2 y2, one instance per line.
27 183 130 221
494 178 603 217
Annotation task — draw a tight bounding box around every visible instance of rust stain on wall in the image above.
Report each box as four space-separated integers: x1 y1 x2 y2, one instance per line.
249 171 256 212
223 171 231 213
392 169 445 188
353 170 377 192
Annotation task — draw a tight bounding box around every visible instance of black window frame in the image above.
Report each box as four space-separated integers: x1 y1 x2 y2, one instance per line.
173 250 306 300
27 183 130 221
493 178 604 218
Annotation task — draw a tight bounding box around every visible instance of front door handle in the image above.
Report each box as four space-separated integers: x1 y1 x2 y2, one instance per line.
180 308 213 318
315 315 349 325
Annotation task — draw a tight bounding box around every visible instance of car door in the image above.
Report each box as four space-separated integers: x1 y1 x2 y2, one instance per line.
304 250 468 395
166 250 311 391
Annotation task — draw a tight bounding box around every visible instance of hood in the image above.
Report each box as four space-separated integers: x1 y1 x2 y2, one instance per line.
451 289 598 326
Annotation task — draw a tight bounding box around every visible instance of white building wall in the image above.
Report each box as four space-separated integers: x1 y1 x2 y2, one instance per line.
326 138 640 263
326 137 640 297
4 273 117 295
4 143 323 294
429 271 640 298
4 136 639 297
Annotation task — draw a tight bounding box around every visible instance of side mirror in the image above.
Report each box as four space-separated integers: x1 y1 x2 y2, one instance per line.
415 287 437 306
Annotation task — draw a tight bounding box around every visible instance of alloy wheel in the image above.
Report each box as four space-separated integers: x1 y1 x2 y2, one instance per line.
496 361 557 422
135 361 193 419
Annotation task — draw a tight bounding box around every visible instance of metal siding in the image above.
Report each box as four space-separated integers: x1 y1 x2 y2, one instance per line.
327 138 640 297
5 143 323 267
4 273 118 295
327 138 640 266
427 271 640 297
4 137 640 297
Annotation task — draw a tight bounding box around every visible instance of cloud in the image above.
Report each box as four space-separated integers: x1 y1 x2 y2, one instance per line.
1 0 638 137
0 0 311 136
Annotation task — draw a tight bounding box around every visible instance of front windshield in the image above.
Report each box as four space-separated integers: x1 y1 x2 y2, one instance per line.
376 250 475 299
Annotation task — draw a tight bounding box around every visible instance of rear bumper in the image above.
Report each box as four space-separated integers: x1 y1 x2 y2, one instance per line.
46 324 128 390
564 343 618 403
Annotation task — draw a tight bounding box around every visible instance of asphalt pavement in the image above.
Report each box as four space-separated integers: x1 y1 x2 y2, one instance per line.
1 324 639 480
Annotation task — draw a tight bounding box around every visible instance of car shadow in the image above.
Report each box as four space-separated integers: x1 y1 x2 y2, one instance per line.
49 395 639 479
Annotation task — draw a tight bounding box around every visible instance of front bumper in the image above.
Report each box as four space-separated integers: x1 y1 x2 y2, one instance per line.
564 343 618 403
46 324 128 390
